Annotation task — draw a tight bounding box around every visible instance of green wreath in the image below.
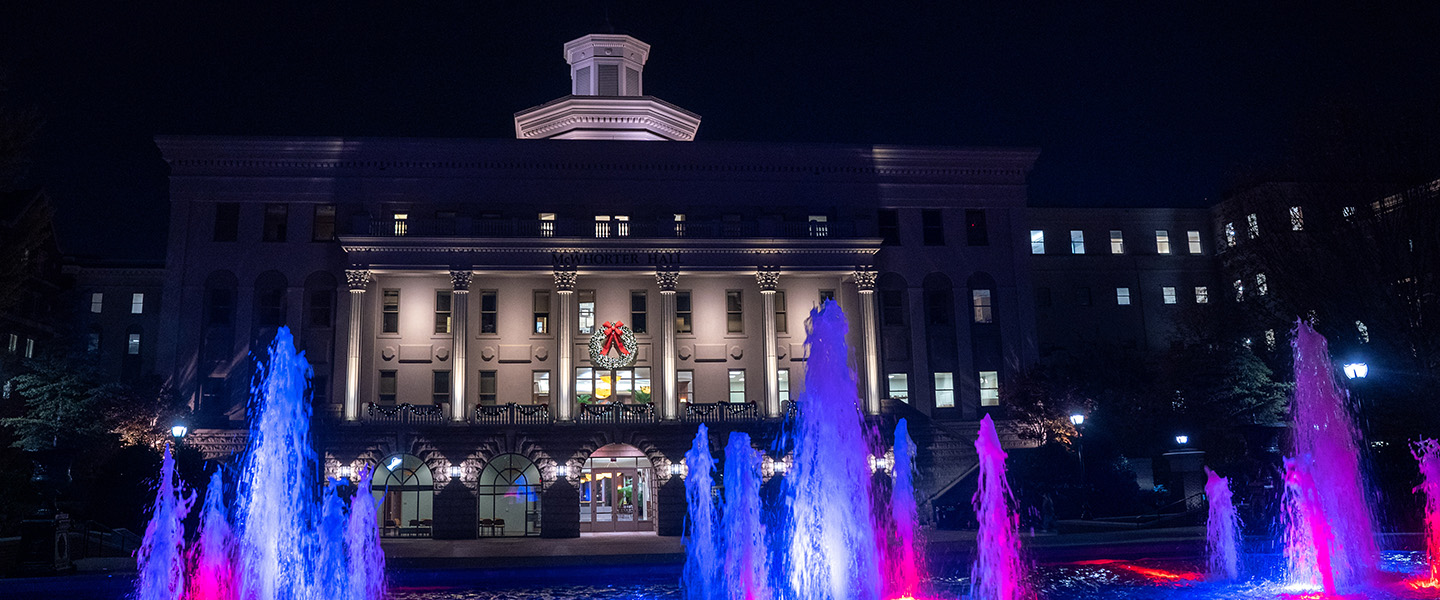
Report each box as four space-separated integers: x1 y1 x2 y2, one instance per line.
589 321 638 370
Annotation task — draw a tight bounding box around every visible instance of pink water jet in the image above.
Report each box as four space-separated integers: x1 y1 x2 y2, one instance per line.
971 414 1029 600
886 419 923 600
188 469 236 600
1411 439 1440 587
1204 467 1240 580
134 444 194 600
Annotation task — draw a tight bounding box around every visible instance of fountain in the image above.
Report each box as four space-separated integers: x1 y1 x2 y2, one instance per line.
1204 467 1240 581
133 327 385 600
1412 439 1440 588
971 414 1029 600
720 432 769 600
683 424 720 600
887 418 922 600
1283 320 1378 591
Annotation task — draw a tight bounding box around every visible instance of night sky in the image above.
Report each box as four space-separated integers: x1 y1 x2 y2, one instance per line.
3 1 1439 260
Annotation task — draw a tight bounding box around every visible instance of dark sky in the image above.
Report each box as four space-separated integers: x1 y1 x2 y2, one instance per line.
3 1 1439 260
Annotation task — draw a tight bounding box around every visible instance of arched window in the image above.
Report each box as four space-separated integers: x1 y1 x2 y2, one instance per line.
253 271 289 330
371 454 434 538
477 454 541 537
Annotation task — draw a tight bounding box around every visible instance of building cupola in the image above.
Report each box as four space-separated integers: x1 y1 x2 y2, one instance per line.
515 33 701 141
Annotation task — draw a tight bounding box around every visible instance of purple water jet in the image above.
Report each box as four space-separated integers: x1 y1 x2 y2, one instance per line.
971 414 1028 600
188 470 236 600
1412 439 1440 587
134 444 193 600
1204 467 1240 581
887 418 922 599
683 424 720 600
720 432 768 600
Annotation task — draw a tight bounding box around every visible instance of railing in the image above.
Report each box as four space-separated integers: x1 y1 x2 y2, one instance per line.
366 403 448 426
682 402 760 423
374 400 773 426
70 520 141 559
353 217 862 240
576 403 657 424
473 403 554 426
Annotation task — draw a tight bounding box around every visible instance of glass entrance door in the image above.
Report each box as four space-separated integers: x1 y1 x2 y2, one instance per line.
579 450 657 534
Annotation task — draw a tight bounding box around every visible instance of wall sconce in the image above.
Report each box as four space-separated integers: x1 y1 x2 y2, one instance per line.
669 462 688 478
448 465 462 479
555 464 570 477
339 465 354 480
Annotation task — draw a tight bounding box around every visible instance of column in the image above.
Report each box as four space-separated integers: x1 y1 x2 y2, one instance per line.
450 270 472 423
554 269 577 422
656 269 679 421
343 269 372 422
756 269 781 418
854 269 881 416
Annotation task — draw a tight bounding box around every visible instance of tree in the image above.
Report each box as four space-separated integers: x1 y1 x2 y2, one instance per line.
0 356 108 452
1001 365 1093 448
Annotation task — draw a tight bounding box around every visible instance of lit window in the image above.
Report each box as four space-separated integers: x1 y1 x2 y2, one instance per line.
130 293 145 314
1265 329 1276 351
1070 230 1085 254
614 215 630 237
1247 213 1259 238
1356 320 1370 344
478 371 497 405
1162 287 1177 304
1290 206 1304 231
677 370 694 403
979 370 999 407
1187 231 1202 254
577 290 596 335
539 213 555 237
379 371 397 404
531 371 550 404
1116 287 1131 306
1155 230 1171 254
887 373 909 403
382 290 400 334
809 215 829 238
6 333 15 353
726 290 743 333
90 292 103 314
777 368 791 404
24 338 35 358
1030 230 1045 254
391 212 408 236
1109 230 1124 254
972 289 993 323
1234 279 1244 302
1256 273 1268 296
312 204 337 241
933 372 955 409
479 290 497 334
1195 286 1209 304
1342 206 1356 218
673 213 687 237
432 370 451 405
127 333 141 355
434 291 452 334
594 215 611 238
533 290 549 334
675 291 693 334
728 369 746 403
1225 222 1237 247
575 367 595 401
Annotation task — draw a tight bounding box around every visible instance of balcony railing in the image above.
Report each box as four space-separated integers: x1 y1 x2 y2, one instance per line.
367 401 773 426
352 217 861 240
473 403 554 426
681 401 760 423
365 403 447 426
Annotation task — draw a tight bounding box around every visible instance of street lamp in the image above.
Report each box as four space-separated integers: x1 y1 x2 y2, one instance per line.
1343 362 1368 379
171 424 188 439
1069 413 1086 427
1175 434 1189 445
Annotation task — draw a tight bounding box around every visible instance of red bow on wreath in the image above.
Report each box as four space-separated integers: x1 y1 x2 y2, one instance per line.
600 321 630 356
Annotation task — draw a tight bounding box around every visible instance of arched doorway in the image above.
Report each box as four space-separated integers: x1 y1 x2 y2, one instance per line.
580 444 656 533
477 454 541 537
371 454 434 537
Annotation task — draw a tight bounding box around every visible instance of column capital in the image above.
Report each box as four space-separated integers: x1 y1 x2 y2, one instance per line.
655 269 679 293
345 269 372 291
553 268 577 292
449 269 473 292
853 268 878 291
755 269 780 292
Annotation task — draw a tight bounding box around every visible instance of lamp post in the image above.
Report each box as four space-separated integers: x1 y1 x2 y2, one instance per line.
170 424 188 445
1070 412 1089 519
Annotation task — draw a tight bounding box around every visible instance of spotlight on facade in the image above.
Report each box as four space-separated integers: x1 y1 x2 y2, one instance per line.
448 465 462 479
1175 435 1189 445
171 424 188 439
1069 413 1086 426
1343 362 1368 379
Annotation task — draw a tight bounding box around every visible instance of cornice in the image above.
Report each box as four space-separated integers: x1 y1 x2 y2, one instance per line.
513 96 701 141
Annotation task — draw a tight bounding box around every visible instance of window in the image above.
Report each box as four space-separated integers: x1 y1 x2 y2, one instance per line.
614 215 630 237
262 203 288 242
966 209 988 246
728 369 746 403
207 288 234 325
775 290 788 333
1155 230 1171 254
539 213 555 237
1162 287 1177 304
468 290 493 335
87 329 101 354
922 209 944 245
533 291 550 334
1225 222 1237 247
1256 273 1268 296
1035 286 1052 308
433 370 451 405
924 288 950 325
382 289 400 334
1195 286 1209 304
880 289 904 326
675 291 693 334
933 372 955 409
777 369 791 404
25 338 35 359
887 373 909 403
594 215 611 238
1076 287 1092 306
972 289 993 323
630 291 647 334
312 204 336 241
808 215 829 237
1069 230 1085 254
1109 230 1124 254
1187 231 1202 254
1342 206 1356 218
127 333 141 355
435 291 452 334
979 371 999 406
726 290 744 333
379 371 397 404
1247 213 1259 238
213 203 240 242
1234 279 1244 302
531 371 550 404
878 209 900 245
307 288 334 328
391 212 409 236
1030 230 1045 254
90 292 103 314
1116 287 1131 305
673 213 687 237
1356 320 1370 344
1265 329 1277 351
6 333 15 353
577 290 595 335
677 370 694 403
131 293 145 314
819 289 836 304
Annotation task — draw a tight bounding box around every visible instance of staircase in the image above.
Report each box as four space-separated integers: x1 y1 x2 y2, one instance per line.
880 400 1032 508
